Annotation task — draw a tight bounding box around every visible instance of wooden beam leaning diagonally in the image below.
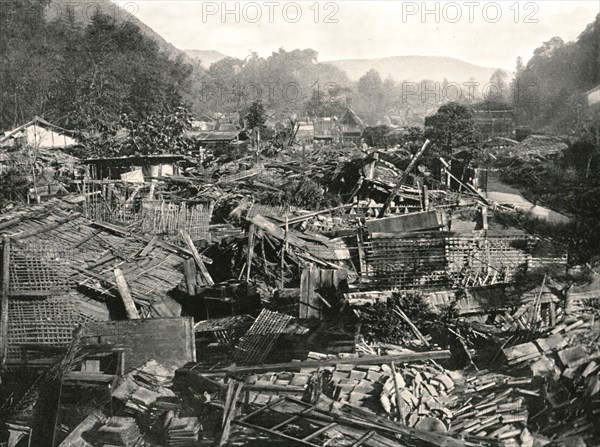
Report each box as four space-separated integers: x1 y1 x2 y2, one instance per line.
113 268 140 319
180 230 214 286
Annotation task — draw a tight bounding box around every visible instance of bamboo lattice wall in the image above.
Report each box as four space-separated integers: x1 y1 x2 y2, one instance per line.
139 200 213 240
6 296 97 363
362 233 557 291
9 242 75 294
83 181 213 240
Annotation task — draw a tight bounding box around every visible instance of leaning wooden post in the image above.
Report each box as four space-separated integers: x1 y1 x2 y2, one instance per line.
181 230 214 286
246 225 256 282
280 215 288 288
1 236 11 364
390 361 411 424
218 380 244 446
378 139 431 217
114 268 140 319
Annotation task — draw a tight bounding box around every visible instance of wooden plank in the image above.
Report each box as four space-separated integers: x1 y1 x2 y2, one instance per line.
218 381 244 446
1 236 10 364
303 422 338 441
238 397 286 422
299 267 309 319
9 289 68 297
250 214 307 248
78 318 195 373
113 268 140 319
246 224 256 282
182 258 197 296
180 230 214 286
309 265 320 319
300 265 323 319
356 230 367 279
139 235 159 257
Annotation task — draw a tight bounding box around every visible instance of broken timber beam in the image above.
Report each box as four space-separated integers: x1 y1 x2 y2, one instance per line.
246 224 256 282
207 350 450 375
180 230 214 286
113 268 140 319
378 139 431 217
218 381 244 446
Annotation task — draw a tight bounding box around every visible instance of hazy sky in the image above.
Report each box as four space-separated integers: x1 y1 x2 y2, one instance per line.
114 1 599 69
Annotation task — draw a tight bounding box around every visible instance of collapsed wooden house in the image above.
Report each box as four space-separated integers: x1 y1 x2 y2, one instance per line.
0 197 211 368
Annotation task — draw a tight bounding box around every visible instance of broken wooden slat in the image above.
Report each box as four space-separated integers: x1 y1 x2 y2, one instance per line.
218 381 244 446
113 268 140 319
300 265 322 319
246 224 256 282
302 422 338 441
180 230 214 286
139 235 159 257
390 362 404 423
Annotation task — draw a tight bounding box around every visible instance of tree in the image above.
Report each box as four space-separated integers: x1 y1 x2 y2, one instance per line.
486 69 509 101
355 69 386 124
357 69 383 97
84 106 192 157
245 101 267 130
424 102 479 154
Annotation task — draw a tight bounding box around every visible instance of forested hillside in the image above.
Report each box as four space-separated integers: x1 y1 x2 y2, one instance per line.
512 14 599 131
0 0 194 131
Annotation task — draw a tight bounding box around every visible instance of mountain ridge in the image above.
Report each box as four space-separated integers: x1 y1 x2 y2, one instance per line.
184 50 229 69
323 55 512 85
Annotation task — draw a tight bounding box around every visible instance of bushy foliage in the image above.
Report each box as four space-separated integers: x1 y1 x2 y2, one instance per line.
360 292 458 346
362 125 392 147
82 107 192 157
0 169 31 210
494 208 600 264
